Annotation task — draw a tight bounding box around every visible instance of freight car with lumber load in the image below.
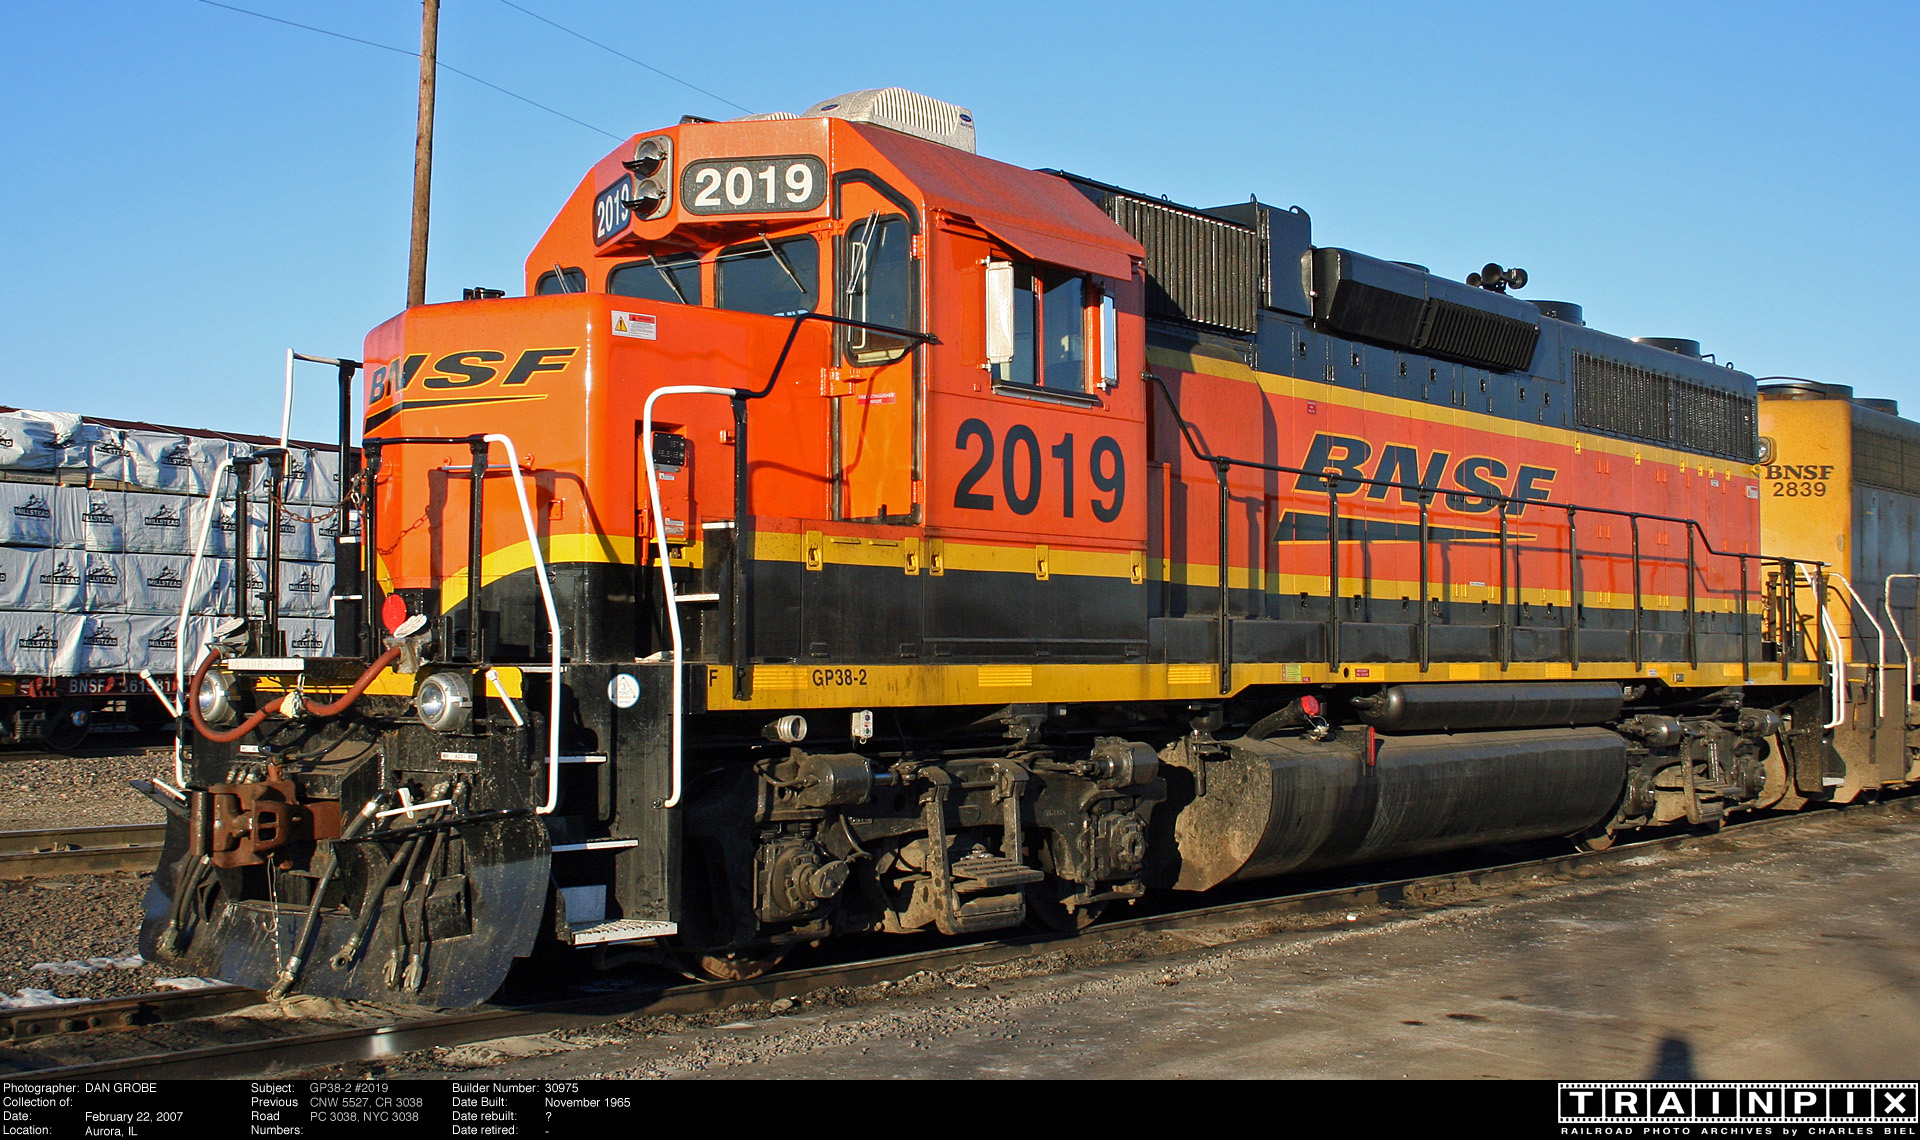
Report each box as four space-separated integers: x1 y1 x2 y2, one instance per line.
0 408 343 749
138 89 1903 1004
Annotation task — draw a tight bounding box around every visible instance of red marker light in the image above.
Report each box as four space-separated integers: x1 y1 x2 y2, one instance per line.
382 594 409 633
1300 694 1321 716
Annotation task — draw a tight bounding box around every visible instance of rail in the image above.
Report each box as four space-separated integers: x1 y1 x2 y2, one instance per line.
1146 372 1823 694
0 823 167 878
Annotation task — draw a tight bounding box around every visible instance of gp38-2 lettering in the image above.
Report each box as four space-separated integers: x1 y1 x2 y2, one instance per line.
812 667 868 686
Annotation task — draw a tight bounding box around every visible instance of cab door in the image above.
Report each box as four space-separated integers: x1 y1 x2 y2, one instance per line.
832 177 921 522
922 219 1148 659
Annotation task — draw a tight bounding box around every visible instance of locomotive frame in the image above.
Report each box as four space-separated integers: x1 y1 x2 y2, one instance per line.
138 89 1909 1005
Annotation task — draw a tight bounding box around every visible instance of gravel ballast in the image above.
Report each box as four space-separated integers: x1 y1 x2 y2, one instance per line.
0 747 192 1010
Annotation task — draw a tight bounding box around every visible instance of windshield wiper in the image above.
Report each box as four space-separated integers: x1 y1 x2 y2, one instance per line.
648 255 690 304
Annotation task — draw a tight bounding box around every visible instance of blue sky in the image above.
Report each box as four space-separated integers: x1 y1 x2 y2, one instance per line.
3 1 1915 441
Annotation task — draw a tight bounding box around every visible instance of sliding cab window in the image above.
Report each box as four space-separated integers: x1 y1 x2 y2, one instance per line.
607 254 702 305
840 214 915 365
535 267 587 295
986 261 1089 392
716 235 818 317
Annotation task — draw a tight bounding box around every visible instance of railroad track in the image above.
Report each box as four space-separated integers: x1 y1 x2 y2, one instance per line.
0 823 167 878
11 794 1914 1080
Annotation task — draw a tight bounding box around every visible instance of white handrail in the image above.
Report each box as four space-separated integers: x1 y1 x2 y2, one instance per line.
1826 573 1886 718
480 434 564 815
1799 565 1846 730
171 458 234 786
1883 573 1920 728
642 385 736 809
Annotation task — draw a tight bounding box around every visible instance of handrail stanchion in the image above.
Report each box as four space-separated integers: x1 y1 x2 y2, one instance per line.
172 458 235 788
1566 505 1580 671
1417 492 1431 673
1828 573 1885 722
1326 479 1341 670
1801 564 1845 729
1685 524 1698 670
466 438 487 663
480 433 563 814
1497 507 1511 671
1216 459 1232 695
1630 516 1643 672
643 386 738 811
1776 559 1794 663
1882 574 1920 729
1739 555 1751 682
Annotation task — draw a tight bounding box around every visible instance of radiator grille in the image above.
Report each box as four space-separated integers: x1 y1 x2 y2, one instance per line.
1417 298 1539 372
1100 196 1260 334
1853 427 1920 494
1572 352 1757 461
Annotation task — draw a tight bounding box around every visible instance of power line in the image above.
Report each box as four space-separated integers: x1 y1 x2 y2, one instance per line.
191 0 623 141
492 0 753 115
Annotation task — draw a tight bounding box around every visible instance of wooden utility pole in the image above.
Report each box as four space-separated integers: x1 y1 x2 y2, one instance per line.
407 0 440 309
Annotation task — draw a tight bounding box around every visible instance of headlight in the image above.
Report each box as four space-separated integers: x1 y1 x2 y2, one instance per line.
416 672 472 734
622 176 669 220
196 670 236 727
624 135 671 178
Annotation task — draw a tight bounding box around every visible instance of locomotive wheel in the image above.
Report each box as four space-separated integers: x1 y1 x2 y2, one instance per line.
41 702 92 753
692 947 789 981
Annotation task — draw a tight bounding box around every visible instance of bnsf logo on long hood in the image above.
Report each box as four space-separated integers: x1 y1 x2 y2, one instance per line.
364 347 578 431
1294 433 1557 515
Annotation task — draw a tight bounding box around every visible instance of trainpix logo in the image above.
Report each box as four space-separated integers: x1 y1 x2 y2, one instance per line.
1559 1083 1918 1128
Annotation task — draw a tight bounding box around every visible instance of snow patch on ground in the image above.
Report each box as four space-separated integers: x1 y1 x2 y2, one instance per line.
30 955 145 975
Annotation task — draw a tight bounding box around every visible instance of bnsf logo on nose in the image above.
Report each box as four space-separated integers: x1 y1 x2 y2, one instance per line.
367 347 578 402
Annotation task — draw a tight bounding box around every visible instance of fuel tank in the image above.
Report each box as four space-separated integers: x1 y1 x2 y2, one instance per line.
1166 726 1627 891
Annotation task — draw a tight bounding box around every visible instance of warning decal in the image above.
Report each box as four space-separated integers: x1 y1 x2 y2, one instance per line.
612 311 657 340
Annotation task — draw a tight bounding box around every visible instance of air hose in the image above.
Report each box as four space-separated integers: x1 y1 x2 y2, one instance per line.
268 793 386 1000
189 644 404 743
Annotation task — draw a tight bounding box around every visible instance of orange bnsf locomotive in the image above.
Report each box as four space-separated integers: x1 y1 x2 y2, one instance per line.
140 89 1909 1004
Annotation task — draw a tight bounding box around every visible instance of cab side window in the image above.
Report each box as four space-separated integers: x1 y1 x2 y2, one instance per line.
841 215 915 364
987 261 1086 392
608 255 702 305
716 236 818 317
